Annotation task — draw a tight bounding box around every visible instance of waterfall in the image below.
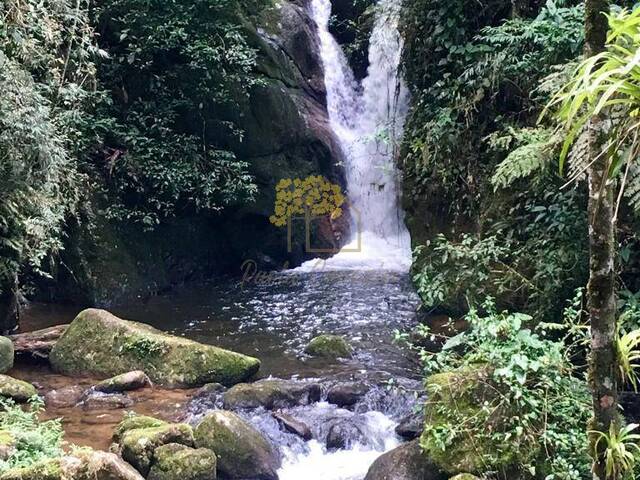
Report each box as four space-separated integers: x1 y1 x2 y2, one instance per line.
298 0 411 272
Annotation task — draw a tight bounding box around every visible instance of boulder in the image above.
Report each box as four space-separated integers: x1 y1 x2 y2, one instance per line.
304 335 352 359
325 420 364 450
0 450 145 480
81 392 134 410
272 412 312 440
120 424 195 475
113 415 168 444
44 386 85 408
395 411 424 440
148 443 217 480
0 336 13 373
0 374 37 402
364 440 446 480
326 382 369 407
222 379 321 410
93 371 152 393
49 309 260 388
194 411 279 480
8 325 67 361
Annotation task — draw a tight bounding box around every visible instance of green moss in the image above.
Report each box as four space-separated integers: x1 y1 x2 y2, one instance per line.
120 424 194 475
50 309 261 387
304 335 352 359
148 444 217 480
0 459 62 480
0 338 13 374
0 375 37 402
112 414 168 444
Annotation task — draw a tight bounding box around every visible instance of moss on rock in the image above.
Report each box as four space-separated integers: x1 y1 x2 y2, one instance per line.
194 411 279 480
113 415 168 445
0 375 37 402
222 379 321 410
148 443 216 480
120 424 195 476
50 309 261 387
0 459 62 480
304 335 352 359
0 337 13 374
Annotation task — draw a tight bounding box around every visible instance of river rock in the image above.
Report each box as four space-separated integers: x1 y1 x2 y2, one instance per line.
0 450 145 480
364 440 446 480
49 309 261 388
0 374 37 402
395 411 424 440
120 423 195 475
304 334 352 358
113 415 169 444
326 382 369 407
44 385 85 408
222 378 321 410
194 411 280 480
325 419 364 450
93 371 152 393
272 412 312 440
148 443 217 480
81 391 134 410
0 336 13 373
8 325 67 361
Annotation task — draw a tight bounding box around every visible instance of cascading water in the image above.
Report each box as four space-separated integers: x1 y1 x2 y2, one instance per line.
297 0 411 272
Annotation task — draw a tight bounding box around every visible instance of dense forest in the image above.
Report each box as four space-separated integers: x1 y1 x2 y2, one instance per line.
3 0 640 479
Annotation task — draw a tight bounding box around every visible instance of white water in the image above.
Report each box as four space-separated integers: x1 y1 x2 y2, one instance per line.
297 0 411 272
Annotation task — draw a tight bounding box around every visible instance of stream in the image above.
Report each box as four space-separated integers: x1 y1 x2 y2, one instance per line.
10 0 421 477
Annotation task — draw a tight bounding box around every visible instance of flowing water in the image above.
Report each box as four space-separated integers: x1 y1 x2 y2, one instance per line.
11 1 420 478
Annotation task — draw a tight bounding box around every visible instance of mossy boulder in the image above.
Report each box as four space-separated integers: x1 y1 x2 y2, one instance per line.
0 375 37 402
194 411 279 480
420 367 532 476
222 379 321 410
0 459 62 480
50 309 260 387
363 439 445 480
0 337 13 373
120 424 195 475
113 415 169 444
304 335 352 359
148 443 217 480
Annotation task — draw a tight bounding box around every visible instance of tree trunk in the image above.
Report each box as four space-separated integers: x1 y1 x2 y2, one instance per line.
584 2 617 480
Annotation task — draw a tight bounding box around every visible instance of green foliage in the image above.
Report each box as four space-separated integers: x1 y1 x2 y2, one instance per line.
590 423 640 480
89 0 264 227
0 398 64 472
417 301 592 479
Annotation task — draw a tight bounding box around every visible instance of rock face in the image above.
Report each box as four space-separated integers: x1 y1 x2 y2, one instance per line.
364 440 446 480
93 371 152 393
194 411 280 480
304 335 352 359
222 379 321 410
0 336 13 373
49 309 260 388
0 450 145 480
120 424 195 475
0 374 37 402
148 443 217 480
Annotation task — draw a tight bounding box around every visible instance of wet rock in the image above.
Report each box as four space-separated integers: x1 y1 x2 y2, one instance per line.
364 440 446 480
113 415 169 444
148 443 217 480
50 309 261 388
0 337 13 373
272 412 312 440
222 378 321 410
8 325 67 361
194 411 280 480
93 371 152 393
44 386 85 408
82 391 134 410
395 411 424 440
194 383 226 396
120 423 195 475
325 419 364 450
304 334 352 359
0 374 37 402
326 382 369 407
0 450 145 480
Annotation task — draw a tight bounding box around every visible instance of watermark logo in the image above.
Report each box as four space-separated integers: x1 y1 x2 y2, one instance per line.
269 175 361 254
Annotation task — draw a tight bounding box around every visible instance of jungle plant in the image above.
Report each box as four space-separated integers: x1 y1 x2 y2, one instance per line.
590 423 640 479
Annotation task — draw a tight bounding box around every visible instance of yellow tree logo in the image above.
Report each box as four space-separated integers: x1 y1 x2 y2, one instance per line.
269 175 345 227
